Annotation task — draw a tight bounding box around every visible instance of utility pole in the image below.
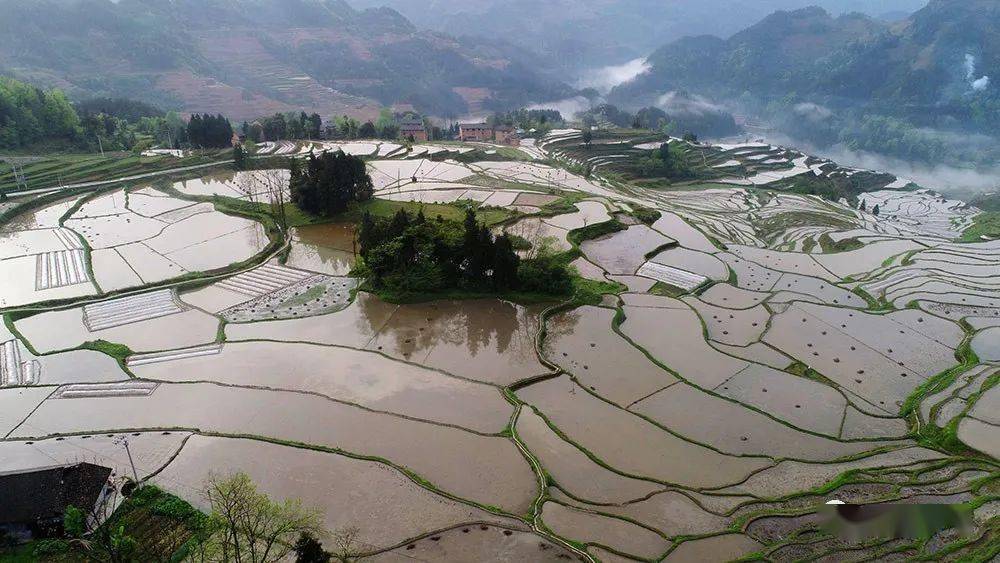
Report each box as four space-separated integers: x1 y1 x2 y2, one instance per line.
97 135 105 158
114 435 139 484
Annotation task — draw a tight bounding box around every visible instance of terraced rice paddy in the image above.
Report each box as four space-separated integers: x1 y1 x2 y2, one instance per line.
0 130 996 561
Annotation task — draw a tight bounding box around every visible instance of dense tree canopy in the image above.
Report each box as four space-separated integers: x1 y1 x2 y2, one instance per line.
0 76 80 148
359 207 572 296
187 113 233 148
290 150 374 216
76 98 163 122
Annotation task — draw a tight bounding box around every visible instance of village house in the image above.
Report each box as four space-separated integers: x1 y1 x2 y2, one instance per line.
0 463 114 542
457 122 494 142
399 121 428 142
494 124 519 146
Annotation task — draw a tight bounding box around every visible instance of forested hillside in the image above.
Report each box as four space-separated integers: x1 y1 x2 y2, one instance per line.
609 1 1000 164
349 0 927 71
0 76 80 148
0 0 570 120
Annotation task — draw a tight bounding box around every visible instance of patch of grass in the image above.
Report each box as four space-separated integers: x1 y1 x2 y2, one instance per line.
902 339 982 455
566 219 626 247
81 339 134 361
785 361 837 387
961 212 1000 242
572 277 625 306
106 485 209 562
649 281 691 298
852 287 894 311
629 204 662 225
0 151 227 194
275 284 325 308
332 198 515 226
818 233 864 253
507 233 532 251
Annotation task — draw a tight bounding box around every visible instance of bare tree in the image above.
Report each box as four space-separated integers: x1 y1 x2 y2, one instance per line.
502 219 558 260
329 526 366 562
192 472 324 563
237 169 290 233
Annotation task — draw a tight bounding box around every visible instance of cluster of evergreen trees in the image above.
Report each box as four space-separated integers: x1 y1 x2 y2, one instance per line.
0 77 80 148
359 208 519 293
243 112 322 143
637 141 694 179
359 207 573 296
290 151 374 216
187 114 234 148
577 102 736 138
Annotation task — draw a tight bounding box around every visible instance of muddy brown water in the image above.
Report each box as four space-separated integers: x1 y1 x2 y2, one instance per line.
543 306 678 406
580 225 674 275
620 304 749 389
13 382 538 514
665 534 762 562
631 383 880 460
516 408 661 504
153 435 522 551
365 299 551 385
368 524 570 562
131 341 513 433
286 222 357 275
0 196 82 232
547 487 726 538
516 376 771 488
541 501 670 560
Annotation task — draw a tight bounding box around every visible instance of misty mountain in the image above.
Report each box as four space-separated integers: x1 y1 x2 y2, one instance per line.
0 0 571 121
347 0 929 70
608 0 1000 164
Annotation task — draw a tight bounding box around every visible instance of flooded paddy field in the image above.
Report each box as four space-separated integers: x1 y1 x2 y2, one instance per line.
543 306 678 405
129 341 513 432
580 225 674 275
285 222 357 275
154 436 525 553
10 382 538 514
1 137 996 561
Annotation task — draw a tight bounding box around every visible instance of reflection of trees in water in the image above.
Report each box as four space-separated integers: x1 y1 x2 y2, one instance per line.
541 309 582 358
362 299 545 363
354 292 399 340
293 223 357 253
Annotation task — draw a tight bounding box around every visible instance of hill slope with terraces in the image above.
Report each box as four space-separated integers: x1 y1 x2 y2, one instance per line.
0 0 569 120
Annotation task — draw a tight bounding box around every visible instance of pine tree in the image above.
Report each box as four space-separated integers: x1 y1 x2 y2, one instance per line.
294 533 330 563
388 209 411 239
493 234 520 290
358 211 380 256
233 144 247 170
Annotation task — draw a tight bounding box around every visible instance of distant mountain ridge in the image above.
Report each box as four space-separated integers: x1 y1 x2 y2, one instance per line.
0 0 570 120
349 0 929 71
608 0 1000 164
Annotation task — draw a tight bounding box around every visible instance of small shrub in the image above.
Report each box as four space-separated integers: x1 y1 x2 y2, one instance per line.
32 539 70 557
64 505 86 538
631 205 661 225
518 254 573 295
